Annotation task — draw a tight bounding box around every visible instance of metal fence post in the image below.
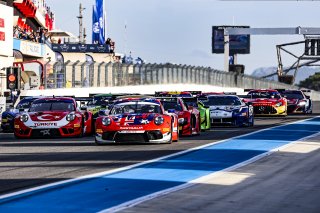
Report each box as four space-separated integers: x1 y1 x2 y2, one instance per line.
104 62 111 87
43 60 51 89
97 62 105 87
71 60 80 87
80 62 86 87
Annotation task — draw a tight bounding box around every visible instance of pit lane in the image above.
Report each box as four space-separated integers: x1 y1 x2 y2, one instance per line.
0 102 318 197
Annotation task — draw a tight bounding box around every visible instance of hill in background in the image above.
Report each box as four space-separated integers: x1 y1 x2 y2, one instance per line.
251 66 319 84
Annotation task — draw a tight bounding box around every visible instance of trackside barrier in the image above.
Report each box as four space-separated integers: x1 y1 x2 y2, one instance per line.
41 62 320 100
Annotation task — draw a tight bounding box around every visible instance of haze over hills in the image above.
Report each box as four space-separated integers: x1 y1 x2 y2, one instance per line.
251 66 319 85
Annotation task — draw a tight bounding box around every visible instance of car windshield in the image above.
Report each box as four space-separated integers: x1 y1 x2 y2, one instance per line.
281 91 304 99
161 101 182 111
183 99 198 107
248 91 281 99
87 97 111 107
29 100 75 112
110 102 161 114
204 96 242 106
16 99 34 109
177 94 192 97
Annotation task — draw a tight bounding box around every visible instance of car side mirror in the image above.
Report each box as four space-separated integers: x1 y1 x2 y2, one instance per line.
80 106 87 111
306 95 310 99
19 108 24 112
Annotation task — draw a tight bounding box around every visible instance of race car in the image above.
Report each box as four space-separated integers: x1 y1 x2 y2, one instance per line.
155 91 193 97
86 94 117 116
158 97 201 136
1 97 39 132
181 97 211 131
277 89 312 114
14 97 93 138
204 95 254 126
241 89 287 116
95 98 179 144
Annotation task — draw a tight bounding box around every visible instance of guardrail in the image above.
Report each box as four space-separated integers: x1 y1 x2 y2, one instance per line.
41 61 320 99
43 62 298 89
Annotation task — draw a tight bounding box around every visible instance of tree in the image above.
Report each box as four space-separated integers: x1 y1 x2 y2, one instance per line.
299 72 320 91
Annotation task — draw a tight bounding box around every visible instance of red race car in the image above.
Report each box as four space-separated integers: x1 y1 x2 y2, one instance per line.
277 89 312 114
241 89 287 116
14 97 93 138
95 98 179 144
158 97 201 136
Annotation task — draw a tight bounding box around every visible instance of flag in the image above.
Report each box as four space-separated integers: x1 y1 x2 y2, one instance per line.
92 5 99 44
95 0 105 44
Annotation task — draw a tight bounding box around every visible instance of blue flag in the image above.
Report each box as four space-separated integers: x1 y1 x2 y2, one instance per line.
96 0 105 44
92 5 100 44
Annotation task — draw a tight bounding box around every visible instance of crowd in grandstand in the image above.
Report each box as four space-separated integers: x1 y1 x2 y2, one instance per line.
13 26 51 43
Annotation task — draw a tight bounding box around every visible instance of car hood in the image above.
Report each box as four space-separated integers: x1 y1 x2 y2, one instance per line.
28 111 70 122
209 105 241 112
243 98 279 104
110 113 161 125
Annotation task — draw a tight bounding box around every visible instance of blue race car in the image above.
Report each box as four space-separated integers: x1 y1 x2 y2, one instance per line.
1 97 38 132
203 95 254 127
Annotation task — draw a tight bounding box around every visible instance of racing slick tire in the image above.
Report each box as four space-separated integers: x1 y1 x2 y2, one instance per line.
77 120 85 138
201 116 206 132
247 117 254 127
195 117 201 136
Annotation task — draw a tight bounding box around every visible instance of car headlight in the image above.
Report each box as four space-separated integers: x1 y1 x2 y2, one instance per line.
298 101 306 106
20 114 29 122
66 112 76 121
275 102 283 107
102 117 112 126
154 116 164 125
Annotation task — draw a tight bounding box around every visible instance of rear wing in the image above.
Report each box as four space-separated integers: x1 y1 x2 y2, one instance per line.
223 92 237 95
74 97 93 102
181 97 198 102
115 95 154 99
185 91 202 96
244 89 254 92
274 89 286 93
155 92 172 97
238 95 251 99
89 93 140 98
155 97 179 101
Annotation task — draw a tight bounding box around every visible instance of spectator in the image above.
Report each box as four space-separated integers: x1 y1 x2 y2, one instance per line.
105 38 115 53
13 25 44 43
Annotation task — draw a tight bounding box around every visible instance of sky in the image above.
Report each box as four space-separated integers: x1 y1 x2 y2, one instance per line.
46 0 320 74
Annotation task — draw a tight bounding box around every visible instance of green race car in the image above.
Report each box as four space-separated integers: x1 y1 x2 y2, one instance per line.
182 97 211 131
87 93 125 117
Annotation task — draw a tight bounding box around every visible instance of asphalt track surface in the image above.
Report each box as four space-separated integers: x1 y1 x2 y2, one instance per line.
0 102 319 212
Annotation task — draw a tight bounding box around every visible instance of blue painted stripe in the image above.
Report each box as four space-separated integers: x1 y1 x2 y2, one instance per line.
0 117 319 212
